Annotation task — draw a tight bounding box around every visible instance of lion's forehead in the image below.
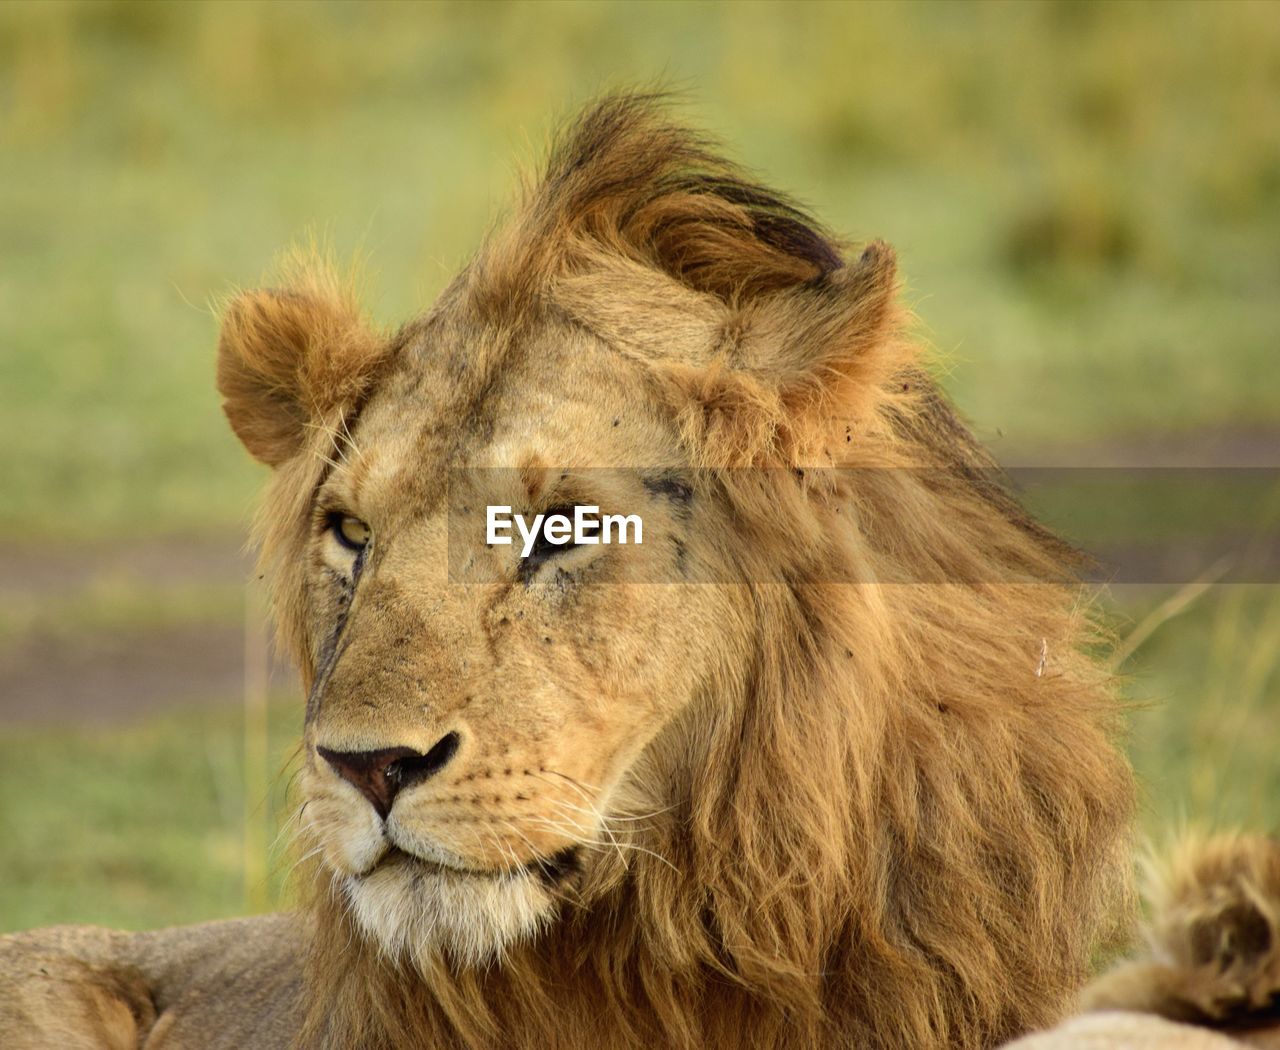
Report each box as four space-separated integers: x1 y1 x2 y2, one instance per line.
335 319 684 519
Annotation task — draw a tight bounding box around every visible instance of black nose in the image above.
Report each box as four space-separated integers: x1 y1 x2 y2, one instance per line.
317 731 461 820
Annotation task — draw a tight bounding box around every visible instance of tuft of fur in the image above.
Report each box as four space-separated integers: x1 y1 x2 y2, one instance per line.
1083 833 1280 1036
216 95 1136 1049
474 92 844 312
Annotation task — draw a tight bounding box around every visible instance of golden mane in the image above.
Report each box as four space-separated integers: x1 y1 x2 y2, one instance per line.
269 96 1134 1049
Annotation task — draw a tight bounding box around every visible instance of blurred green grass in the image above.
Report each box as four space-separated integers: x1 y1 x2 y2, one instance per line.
1120 587 1280 833
0 696 300 930
1 1 1277 934
2 0 1279 537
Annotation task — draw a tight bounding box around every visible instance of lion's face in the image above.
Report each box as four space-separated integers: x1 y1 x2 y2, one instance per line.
291 316 745 965
215 97 902 973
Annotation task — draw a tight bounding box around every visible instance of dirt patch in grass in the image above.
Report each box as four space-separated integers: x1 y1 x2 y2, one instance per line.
0 537 295 726
997 425 1280 467
0 622 295 726
0 536 252 599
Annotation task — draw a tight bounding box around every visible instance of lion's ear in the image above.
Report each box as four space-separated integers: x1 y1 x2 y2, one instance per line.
559 234 905 464
671 239 907 464
216 287 385 467
732 238 902 407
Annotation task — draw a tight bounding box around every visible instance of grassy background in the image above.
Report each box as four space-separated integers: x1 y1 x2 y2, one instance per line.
1 0 1277 932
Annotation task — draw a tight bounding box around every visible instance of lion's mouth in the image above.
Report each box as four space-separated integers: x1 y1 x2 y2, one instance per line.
370 843 582 887
525 844 582 886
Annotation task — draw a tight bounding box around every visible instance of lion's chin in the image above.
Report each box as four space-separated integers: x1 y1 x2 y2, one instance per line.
342 849 555 969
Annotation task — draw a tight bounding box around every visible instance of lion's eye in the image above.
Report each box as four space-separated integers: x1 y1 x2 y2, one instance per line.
528 506 579 564
328 513 371 552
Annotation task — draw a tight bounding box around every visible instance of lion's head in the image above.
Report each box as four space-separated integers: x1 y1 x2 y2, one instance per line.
217 97 1133 1049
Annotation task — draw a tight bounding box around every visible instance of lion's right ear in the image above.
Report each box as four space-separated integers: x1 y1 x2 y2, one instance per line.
216 288 385 467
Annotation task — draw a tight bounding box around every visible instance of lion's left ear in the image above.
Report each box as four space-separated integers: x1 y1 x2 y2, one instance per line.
559 236 906 465
719 239 904 440
216 286 386 467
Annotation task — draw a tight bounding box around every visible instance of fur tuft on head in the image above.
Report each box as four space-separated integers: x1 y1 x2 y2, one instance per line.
477 92 844 304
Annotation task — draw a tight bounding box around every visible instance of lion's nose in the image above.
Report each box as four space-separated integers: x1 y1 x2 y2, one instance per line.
317 731 461 820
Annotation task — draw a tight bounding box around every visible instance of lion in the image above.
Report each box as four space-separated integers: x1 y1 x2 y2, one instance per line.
1 95 1135 1049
